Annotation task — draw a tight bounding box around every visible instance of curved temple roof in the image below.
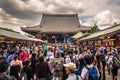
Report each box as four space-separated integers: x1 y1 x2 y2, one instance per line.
0 27 46 43
21 13 90 33
80 25 120 41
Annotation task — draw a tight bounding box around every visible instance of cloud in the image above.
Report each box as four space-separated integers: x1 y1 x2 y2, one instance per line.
0 0 41 20
0 8 32 26
0 0 85 25
0 0 118 19
0 0 85 16
95 10 116 25
0 0 86 27
82 10 120 29
95 10 120 29
84 0 112 15
52 0 84 13
0 0 120 32
0 8 11 22
26 0 85 13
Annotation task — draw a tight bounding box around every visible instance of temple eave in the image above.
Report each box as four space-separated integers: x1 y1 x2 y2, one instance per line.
40 31 77 34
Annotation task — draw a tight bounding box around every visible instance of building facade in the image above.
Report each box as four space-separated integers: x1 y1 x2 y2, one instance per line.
21 13 90 43
79 25 120 49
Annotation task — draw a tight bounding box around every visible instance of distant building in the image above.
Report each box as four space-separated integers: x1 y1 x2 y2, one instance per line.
21 13 90 43
79 25 120 48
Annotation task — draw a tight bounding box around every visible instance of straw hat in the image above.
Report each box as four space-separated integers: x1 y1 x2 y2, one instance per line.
64 62 76 71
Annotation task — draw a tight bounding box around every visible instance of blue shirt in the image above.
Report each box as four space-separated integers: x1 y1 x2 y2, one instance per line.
7 54 14 64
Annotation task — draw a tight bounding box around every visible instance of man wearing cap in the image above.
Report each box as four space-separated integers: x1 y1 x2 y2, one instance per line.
64 62 82 80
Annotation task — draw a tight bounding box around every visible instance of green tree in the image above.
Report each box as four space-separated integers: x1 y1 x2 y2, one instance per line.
90 24 100 34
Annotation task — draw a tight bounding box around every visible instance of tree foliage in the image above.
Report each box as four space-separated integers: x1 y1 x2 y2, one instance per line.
90 24 100 34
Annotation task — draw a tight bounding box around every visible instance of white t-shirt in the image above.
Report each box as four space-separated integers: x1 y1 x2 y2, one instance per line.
65 57 71 64
66 73 82 80
106 55 113 69
107 55 113 64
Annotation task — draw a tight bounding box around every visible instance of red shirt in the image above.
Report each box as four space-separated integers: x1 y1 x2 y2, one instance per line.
19 52 29 62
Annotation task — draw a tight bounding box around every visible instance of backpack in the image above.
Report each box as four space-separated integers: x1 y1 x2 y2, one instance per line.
86 66 98 80
54 58 63 71
112 57 120 69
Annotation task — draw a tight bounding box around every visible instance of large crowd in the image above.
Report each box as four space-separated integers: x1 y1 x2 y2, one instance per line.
0 44 120 80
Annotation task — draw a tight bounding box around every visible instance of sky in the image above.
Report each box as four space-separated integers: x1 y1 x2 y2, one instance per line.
0 0 120 34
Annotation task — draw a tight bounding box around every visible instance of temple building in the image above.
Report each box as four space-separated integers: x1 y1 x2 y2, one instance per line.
21 13 90 43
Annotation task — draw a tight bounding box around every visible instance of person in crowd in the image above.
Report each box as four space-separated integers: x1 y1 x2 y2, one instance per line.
95 51 104 80
64 62 82 80
38 50 44 57
10 55 23 71
36 56 52 80
74 50 80 65
14 46 20 56
47 48 54 58
10 55 23 80
32 47 39 57
48 56 54 73
2 48 9 57
81 55 100 80
75 57 86 76
0 57 16 80
30 53 37 79
0 48 3 57
65 53 71 64
61 52 68 80
23 59 33 80
53 53 64 80
10 64 21 80
87 49 93 56
7 48 18 65
47 56 54 80
106 49 113 73
62 66 68 80
68 50 74 62
100 50 106 80
79 49 87 59
107 50 119 80
25 47 30 58
19 47 29 63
